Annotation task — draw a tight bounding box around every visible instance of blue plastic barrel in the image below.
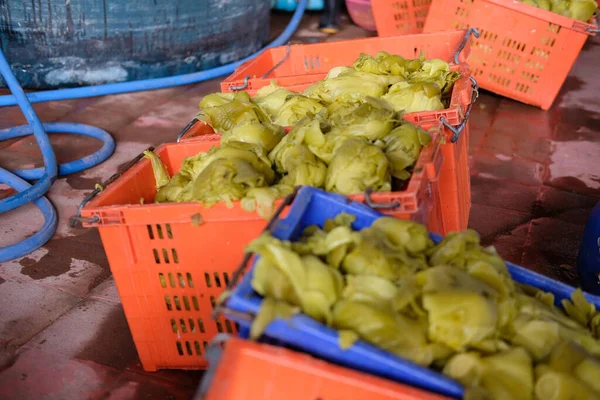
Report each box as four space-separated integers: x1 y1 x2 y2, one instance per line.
578 202 600 295
0 0 270 89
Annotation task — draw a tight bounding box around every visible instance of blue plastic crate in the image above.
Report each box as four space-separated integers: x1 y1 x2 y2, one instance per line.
273 0 325 11
224 186 600 399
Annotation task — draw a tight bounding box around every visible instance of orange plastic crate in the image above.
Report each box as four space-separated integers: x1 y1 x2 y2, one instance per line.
217 31 477 232
197 337 451 400
220 30 471 99
179 118 470 234
424 1 598 110
371 0 432 36
177 120 464 233
77 129 443 371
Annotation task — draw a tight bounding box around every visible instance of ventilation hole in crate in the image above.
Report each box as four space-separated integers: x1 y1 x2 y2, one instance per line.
198 319 206 333
515 82 532 94
210 296 216 309
189 319 196 333
156 224 164 239
177 273 185 288
168 273 175 288
185 341 193 356
172 249 179 264
166 224 173 239
162 249 170 264
165 296 173 311
194 341 202 355
153 249 161 264
392 1 408 10
223 272 230 286
187 273 194 288
159 273 167 288
204 273 212 288
316 56 321 69
174 296 182 311
147 225 155 240
531 47 550 59
176 341 184 355
543 37 556 47
192 296 200 311
182 296 190 311
214 272 222 288
171 318 178 333
225 320 234 333
203 341 209 352
547 23 561 34
303 58 309 70
235 322 241 331
180 319 187 333
216 320 224 333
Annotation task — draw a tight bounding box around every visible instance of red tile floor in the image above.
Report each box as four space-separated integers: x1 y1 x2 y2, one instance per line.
1 11 599 400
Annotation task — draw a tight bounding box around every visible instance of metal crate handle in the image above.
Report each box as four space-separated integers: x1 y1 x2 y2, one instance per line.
441 76 479 143
176 118 200 142
454 28 480 65
69 147 154 227
229 44 292 91
364 187 400 209
229 76 250 91
587 15 600 33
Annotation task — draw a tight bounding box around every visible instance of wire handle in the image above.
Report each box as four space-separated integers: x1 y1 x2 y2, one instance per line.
454 28 480 65
364 187 400 209
69 146 154 227
261 44 292 79
176 118 199 143
441 76 479 143
229 76 250 91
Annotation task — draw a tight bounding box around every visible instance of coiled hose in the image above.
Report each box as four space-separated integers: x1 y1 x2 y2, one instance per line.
0 0 307 262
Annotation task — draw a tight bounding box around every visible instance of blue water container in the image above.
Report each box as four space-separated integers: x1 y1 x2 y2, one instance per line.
0 0 270 89
578 202 600 295
273 0 325 11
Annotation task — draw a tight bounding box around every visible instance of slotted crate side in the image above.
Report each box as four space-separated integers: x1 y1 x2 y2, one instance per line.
371 0 433 36
424 0 594 109
98 217 262 371
220 30 472 94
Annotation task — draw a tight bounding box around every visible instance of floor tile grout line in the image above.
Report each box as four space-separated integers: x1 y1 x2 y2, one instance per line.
86 295 121 304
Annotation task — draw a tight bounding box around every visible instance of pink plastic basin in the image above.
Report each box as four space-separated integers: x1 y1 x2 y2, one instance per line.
346 0 377 31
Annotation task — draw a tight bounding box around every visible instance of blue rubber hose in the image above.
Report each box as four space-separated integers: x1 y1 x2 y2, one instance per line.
0 0 307 107
0 1 307 262
3 123 116 180
0 169 58 263
0 48 58 214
